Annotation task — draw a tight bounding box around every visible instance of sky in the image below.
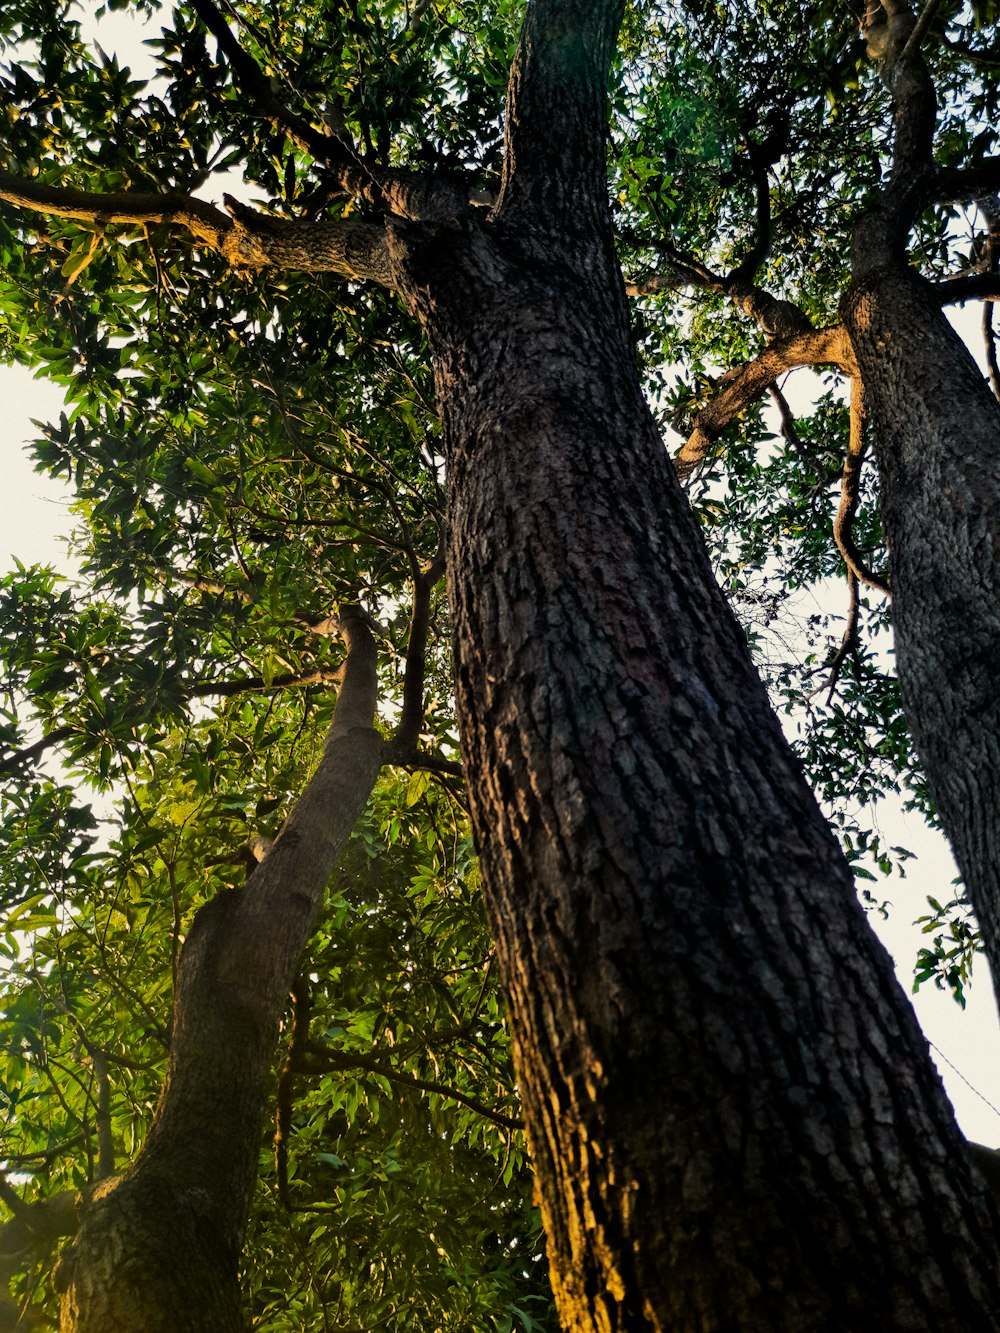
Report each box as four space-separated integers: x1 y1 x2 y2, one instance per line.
2 3 1000 1152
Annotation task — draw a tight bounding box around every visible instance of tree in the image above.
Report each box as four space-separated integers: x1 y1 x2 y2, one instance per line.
2 0 1000 1330
616 0 1000 1013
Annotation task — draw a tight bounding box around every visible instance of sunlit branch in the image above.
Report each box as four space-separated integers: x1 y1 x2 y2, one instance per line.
676 326 855 480
0 170 393 285
833 380 891 596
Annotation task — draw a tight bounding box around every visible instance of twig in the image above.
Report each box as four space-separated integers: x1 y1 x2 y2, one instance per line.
300 1041 521 1132
807 572 861 703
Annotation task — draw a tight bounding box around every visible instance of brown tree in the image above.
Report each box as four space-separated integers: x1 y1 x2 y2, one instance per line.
2 1 1000 1329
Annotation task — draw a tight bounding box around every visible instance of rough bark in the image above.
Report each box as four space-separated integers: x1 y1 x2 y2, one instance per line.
54 609 384 1333
392 207 1000 1331
378 2 1000 1328
843 267 1000 1007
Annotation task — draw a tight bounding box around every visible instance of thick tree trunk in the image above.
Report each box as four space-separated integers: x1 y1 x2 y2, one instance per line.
392 212 1000 1330
843 269 1000 1005
54 611 384 1332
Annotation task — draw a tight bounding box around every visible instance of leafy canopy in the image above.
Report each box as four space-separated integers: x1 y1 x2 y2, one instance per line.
0 0 997 1324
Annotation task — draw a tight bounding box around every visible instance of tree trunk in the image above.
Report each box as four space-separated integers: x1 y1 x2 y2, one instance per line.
54 611 384 1332
391 210 1000 1330
843 269 1000 1005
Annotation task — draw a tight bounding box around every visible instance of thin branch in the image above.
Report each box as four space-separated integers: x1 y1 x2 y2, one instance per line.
150 566 344 640
931 272 1000 304
725 137 777 289
943 37 1000 67
833 379 891 596
931 160 1000 211
768 384 804 453
392 547 446 753
807 572 862 704
190 0 472 222
0 725 74 776
187 665 344 699
387 748 464 779
676 326 855 480
1 666 341 778
300 1042 522 1132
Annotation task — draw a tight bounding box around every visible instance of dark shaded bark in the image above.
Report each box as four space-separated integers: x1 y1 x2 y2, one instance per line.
843 267 1000 1005
54 610 384 1332
840 0 1000 1010
387 212 1000 1333
378 3 1000 1328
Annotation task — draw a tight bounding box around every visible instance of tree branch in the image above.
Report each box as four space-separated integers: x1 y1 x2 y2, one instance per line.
0 170 393 285
0 724 75 776
853 0 939 269
495 0 626 233
92 605 386 1259
299 1041 522 1132
90 1050 115 1182
807 571 862 704
189 0 472 222
622 230 813 341
391 548 446 753
0 666 343 778
387 747 464 779
188 665 345 699
676 326 855 480
725 133 779 289
833 379 891 596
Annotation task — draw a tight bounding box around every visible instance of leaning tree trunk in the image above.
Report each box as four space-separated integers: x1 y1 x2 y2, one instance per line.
390 195 1000 1327
379 4 1000 1326
843 268 1000 1004
54 610 384 1332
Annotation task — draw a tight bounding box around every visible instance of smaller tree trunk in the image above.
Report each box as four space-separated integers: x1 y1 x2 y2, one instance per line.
843 269 1000 1004
55 609 385 1333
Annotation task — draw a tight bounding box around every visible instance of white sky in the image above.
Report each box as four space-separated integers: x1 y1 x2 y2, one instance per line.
2 3 1000 1149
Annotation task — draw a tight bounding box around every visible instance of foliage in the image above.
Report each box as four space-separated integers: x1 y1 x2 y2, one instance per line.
0 0 997 1324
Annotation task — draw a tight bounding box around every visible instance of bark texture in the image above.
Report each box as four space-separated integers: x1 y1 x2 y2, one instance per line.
54 610 384 1332
388 205 1000 1330
380 2 1000 1324
843 268 1000 1005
